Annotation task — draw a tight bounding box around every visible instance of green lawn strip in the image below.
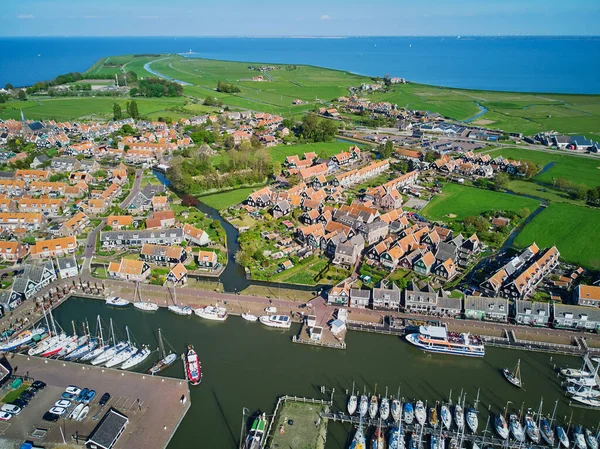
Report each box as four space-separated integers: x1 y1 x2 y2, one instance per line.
421 183 539 222
506 180 581 205
197 186 264 210
1 383 31 404
513 203 600 270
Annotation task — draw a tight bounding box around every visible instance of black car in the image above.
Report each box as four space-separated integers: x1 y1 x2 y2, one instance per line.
32 380 46 390
19 391 34 402
42 411 59 422
11 399 28 408
98 392 111 407
25 387 38 396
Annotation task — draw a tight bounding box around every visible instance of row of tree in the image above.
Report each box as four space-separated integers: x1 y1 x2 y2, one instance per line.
298 113 339 142
112 101 139 120
131 78 183 97
216 81 241 93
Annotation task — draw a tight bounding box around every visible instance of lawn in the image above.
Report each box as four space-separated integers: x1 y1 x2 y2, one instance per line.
1 383 30 403
513 203 600 270
486 148 600 188
197 186 261 210
507 180 580 204
421 183 540 221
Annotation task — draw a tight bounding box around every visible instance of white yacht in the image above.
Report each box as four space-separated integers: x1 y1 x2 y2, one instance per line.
242 313 258 322
194 305 228 321
259 315 291 329
105 296 130 307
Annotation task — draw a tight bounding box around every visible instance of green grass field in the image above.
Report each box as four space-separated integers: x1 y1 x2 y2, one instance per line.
486 148 600 188
513 203 600 270
197 186 260 210
507 180 580 204
421 183 540 221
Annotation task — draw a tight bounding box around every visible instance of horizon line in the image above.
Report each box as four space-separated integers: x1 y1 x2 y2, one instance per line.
1 34 600 38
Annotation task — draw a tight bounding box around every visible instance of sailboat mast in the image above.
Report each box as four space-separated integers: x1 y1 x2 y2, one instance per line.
97 315 104 345
126 326 131 345
41 301 50 332
110 318 115 345
49 306 57 336
158 328 165 358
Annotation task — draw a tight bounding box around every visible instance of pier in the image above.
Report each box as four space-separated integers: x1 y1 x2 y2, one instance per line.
2 354 190 449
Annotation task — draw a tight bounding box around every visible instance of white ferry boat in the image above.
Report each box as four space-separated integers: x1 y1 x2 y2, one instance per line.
259 315 291 329
194 305 228 321
406 325 485 357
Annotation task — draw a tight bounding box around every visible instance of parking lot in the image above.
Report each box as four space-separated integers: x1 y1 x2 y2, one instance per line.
1 354 190 448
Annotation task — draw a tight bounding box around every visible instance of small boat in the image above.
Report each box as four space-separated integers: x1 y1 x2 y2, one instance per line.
566 385 600 398
525 410 540 444
148 328 177 375
92 341 128 366
557 426 570 448
380 397 390 421
369 394 379 419
440 405 452 429
454 404 464 430
572 425 587 449
449 438 458 449
132 282 158 311
243 413 267 449
429 406 438 428
503 359 522 388
540 417 555 446
105 296 130 307
403 402 414 425
509 414 525 442
466 408 478 434
0 327 46 352
571 396 600 407
391 399 402 422
348 393 358 416
105 344 137 368
371 427 385 449
495 413 509 440
121 346 151 370
69 403 84 420
359 395 368 417
561 368 593 378
568 377 598 388
241 313 258 322
264 307 277 313
168 305 192 316
389 426 404 449
259 315 291 329
76 405 90 422
184 345 202 386
350 425 366 449
584 428 598 449
415 400 426 425
194 305 228 321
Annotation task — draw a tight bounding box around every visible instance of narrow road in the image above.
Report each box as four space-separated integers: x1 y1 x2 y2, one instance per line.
120 169 143 209
81 218 106 275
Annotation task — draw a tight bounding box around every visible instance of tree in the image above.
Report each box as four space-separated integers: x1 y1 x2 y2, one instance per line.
380 140 394 159
519 160 540 178
518 207 530 219
223 134 234 150
113 103 122 120
272 161 282 177
572 184 589 200
493 173 510 191
424 152 437 163
126 100 139 119
4 83 13 90
17 90 27 101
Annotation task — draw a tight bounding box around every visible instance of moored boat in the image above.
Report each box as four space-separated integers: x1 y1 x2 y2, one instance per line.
429 406 438 428
403 402 414 425
66 338 98 361
525 410 540 444
359 395 368 417
440 405 452 429
41 334 76 358
105 343 137 368
28 333 66 356
454 404 464 430
0 327 46 352
369 394 379 419
572 425 587 449
380 397 390 421
415 400 426 425
244 413 267 449
494 413 509 440
584 428 598 449
92 341 128 365
509 414 525 442
348 393 358 416
388 426 404 449
105 296 130 307
557 426 570 448
371 427 385 449
121 346 151 370
168 304 192 316
184 345 202 386
391 399 401 422
242 313 258 322
540 417 555 446
466 408 478 434
194 305 228 321
350 424 366 449
571 396 600 408
259 314 291 329
406 325 484 357
133 282 158 311
58 335 88 358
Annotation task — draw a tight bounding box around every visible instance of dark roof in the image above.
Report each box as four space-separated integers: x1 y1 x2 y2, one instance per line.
86 408 128 449
28 122 44 131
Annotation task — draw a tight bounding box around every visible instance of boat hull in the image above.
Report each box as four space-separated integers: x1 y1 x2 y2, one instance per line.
406 334 484 357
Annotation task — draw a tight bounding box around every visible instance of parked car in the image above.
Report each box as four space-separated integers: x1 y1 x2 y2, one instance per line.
98 392 111 407
32 380 46 390
1 404 21 415
65 386 81 396
10 399 28 409
42 411 59 422
83 390 96 404
54 400 72 408
0 412 12 421
76 388 89 403
25 387 38 396
61 392 77 401
19 391 34 402
49 406 67 416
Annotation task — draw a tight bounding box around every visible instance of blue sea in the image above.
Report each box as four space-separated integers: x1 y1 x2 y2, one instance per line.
1 36 599 94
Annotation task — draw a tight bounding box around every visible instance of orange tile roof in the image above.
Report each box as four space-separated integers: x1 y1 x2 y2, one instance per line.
30 236 76 256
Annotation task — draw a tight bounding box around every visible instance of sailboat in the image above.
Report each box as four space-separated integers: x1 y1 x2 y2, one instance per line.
105 296 130 307
429 405 438 428
80 317 110 362
369 391 379 419
133 282 159 312
454 404 464 430
509 414 525 442
466 408 478 434
168 287 192 316
440 405 452 429
391 397 402 422
28 307 64 356
388 423 404 449
350 417 366 449
494 413 509 440
525 409 540 444
503 359 522 388
415 400 426 425
65 321 97 361
105 326 137 368
121 345 151 370
348 383 358 416
380 389 390 421
403 402 414 425
91 319 128 366
557 426 570 448
584 428 598 449
148 328 177 375
561 367 593 378
572 425 587 449
359 392 368 417
371 425 385 449
540 416 555 446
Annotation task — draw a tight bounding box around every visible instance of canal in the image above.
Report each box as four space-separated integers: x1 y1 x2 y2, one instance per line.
53 297 599 448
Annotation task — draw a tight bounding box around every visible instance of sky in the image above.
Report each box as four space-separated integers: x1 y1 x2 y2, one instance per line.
1 0 599 37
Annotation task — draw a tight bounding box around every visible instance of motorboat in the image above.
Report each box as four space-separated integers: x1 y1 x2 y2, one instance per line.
466 408 478 434
348 393 358 416
561 368 593 378
540 417 555 446
184 345 202 386
359 395 368 417
68 403 84 420
391 398 402 422
429 406 438 428
403 402 414 425
243 413 267 449
572 425 587 449
0 327 46 352
406 325 484 357
557 426 570 448
415 400 426 425
503 359 522 388
440 405 452 429
168 305 192 316
242 313 258 322
380 397 390 421
121 346 151 370
454 404 464 430
585 428 598 449
259 315 291 329
350 425 366 449
194 305 228 321
525 411 540 444
105 296 130 307
369 395 379 419
494 414 509 440
389 426 404 449
509 414 525 442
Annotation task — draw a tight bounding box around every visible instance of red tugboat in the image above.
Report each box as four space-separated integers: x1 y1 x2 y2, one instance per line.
183 345 202 386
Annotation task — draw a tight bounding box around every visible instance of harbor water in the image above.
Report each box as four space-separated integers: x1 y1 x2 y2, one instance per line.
53 297 600 448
